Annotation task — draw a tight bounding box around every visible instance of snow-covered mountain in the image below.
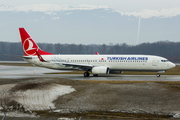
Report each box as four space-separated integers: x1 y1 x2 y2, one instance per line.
0 4 180 45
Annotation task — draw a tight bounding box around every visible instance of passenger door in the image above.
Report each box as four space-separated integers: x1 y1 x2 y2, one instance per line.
152 59 157 66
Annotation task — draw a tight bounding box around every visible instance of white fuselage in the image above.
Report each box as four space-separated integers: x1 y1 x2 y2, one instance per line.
24 54 175 72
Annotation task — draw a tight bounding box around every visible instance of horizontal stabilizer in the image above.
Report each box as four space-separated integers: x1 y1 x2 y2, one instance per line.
5 54 23 58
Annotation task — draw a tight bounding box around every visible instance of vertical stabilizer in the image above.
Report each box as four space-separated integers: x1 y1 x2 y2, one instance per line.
19 28 53 56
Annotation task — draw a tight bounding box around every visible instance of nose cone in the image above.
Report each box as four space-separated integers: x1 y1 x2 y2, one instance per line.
169 62 176 69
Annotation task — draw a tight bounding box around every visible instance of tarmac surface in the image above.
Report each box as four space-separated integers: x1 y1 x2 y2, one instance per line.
0 65 180 81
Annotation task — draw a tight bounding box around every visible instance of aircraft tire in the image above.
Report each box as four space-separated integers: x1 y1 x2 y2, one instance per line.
156 73 161 77
84 72 90 77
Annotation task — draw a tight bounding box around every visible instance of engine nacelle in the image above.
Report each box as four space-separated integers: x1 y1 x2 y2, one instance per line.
92 66 109 74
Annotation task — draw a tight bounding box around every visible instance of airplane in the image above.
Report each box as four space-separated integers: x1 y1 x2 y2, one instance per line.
19 28 176 77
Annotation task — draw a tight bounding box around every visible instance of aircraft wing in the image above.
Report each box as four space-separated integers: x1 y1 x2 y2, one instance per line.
57 62 93 71
44 61 94 71
45 61 94 71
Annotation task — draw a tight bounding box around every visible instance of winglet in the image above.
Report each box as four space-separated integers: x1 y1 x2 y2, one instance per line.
36 49 47 62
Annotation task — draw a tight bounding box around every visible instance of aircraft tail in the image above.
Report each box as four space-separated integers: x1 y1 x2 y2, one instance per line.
19 28 53 56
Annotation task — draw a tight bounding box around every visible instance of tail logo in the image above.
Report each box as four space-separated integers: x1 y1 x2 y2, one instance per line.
23 38 37 56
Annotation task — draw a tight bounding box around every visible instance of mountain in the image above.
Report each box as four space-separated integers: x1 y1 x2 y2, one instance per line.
0 4 180 45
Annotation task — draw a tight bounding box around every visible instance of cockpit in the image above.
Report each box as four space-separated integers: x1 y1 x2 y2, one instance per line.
161 60 169 62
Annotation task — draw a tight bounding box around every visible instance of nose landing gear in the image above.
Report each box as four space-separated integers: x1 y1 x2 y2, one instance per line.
156 73 161 77
156 71 165 77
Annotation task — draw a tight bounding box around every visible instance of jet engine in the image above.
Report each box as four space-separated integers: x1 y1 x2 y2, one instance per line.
92 66 109 74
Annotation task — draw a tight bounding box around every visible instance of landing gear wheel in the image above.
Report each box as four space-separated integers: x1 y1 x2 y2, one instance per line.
156 73 161 77
93 74 98 77
84 72 90 77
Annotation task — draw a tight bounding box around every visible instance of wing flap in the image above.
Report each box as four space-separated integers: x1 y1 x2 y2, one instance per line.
50 62 93 70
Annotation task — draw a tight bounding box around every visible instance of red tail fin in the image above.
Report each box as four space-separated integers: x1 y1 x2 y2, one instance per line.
19 28 53 56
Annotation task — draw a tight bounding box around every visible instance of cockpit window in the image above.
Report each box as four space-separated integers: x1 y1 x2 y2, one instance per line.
161 60 169 62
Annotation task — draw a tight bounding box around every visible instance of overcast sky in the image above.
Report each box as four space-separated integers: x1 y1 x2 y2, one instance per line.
0 0 180 45
1 0 180 12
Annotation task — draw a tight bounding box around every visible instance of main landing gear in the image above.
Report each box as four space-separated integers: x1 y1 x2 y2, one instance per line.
83 72 99 77
84 71 90 77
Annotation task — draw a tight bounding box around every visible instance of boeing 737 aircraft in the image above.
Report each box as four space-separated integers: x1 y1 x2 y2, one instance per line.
19 28 175 77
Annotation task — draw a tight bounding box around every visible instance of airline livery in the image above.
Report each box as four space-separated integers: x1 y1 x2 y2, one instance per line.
19 28 175 77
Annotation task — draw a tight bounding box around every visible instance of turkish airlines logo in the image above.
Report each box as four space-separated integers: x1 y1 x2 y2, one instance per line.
23 38 37 56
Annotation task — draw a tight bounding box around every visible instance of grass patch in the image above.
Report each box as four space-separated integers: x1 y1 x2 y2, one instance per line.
78 80 180 84
0 62 33 66
33 110 172 119
78 80 151 84
78 80 180 92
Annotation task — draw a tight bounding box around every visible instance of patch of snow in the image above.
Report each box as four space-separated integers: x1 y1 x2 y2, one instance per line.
173 112 180 118
14 84 76 110
0 4 109 12
0 111 37 118
0 83 76 110
121 7 180 18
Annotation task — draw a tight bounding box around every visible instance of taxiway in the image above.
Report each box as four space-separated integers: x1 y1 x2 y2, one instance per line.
0 65 179 81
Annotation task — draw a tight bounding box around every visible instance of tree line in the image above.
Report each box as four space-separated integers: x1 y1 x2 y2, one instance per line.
0 40 180 62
